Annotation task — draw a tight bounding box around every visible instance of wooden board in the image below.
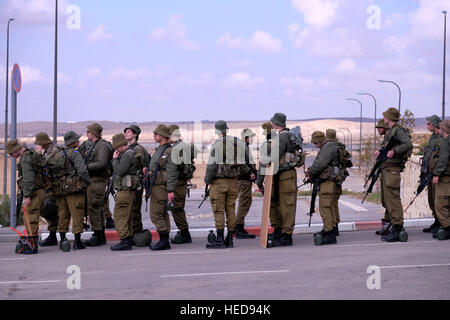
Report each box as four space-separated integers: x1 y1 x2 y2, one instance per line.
259 165 274 248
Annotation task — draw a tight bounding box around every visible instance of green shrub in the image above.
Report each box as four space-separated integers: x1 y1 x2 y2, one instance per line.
0 194 24 227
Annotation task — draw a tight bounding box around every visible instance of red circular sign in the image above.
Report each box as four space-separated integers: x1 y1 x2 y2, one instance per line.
12 64 22 93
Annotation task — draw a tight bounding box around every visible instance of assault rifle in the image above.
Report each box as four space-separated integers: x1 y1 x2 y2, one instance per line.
15 191 23 228
303 178 320 227
362 137 399 204
198 185 210 209
99 172 117 216
144 163 161 212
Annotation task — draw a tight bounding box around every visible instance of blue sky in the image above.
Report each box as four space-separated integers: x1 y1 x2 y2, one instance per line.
0 0 449 123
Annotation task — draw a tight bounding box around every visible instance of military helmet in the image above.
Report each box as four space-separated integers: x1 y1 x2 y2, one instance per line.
64 131 81 147
440 120 450 134
215 120 229 133
325 129 338 142
241 128 256 140
124 124 141 136
153 124 171 138
426 115 441 129
311 131 326 144
376 119 389 129
271 113 287 128
112 133 128 149
34 132 52 146
6 139 22 155
133 230 152 247
87 123 103 138
383 108 400 122
168 125 181 138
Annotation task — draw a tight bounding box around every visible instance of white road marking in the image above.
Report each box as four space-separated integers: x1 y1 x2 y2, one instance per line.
0 258 26 261
161 270 290 278
339 200 368 212
120 250 229 257
0 280 60 285
379 263 450 269
335 240 438 248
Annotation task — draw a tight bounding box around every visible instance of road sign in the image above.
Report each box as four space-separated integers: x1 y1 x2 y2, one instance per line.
12 64 21 93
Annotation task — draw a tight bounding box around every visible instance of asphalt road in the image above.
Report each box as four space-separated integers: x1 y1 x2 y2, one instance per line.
0 228 449 300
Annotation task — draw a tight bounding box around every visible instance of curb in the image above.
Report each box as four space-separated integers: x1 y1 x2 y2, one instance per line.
25 218 435 243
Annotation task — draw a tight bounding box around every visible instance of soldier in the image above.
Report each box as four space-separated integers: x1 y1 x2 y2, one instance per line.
324 129 351 236
6 139 47 240
124 125 150 236
306 131 349 245
204 120 247 249
147 125 175 251
378 108 413 242
53 132 91 250
256 122 275 193
78 123 113 246
422 115 442 234
374 120 391 236
110 133 140 251
33 132 60 247
431 120 450 240
167 125 196 244
236 129 257 239
267 113 299 247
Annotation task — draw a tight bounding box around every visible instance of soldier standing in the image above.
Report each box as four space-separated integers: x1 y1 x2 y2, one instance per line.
124 125 150 236
267 113 299 247
79 123 113 246
204 120 247 249
374 120 391 236
422 115 442 235
147 125 174 251
236 129 257 239
6 140 47 240
53 132 91 250
34 132 60 247
378 108 413 242
431 120 450 240
167 125 196 244
110 133 140 251
256 122 274 194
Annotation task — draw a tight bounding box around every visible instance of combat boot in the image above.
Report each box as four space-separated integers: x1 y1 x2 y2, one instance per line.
171 229 192 244
434 227 450 240
381 224 402 242
271 233 293 247
85 231 101 247
424 219 440 234
268 227 282 241
110 237 132 251
105 217 115 230
322 230 337 245
151 231 171 251
206 229 226 249
39 232 58 247
376 219 392 236
236 224 256 239
59 233 71 252
73 234 86 250
225 230 235 248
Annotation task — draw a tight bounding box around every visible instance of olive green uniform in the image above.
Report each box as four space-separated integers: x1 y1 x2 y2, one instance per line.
55 148 91 234
149 143 174 232
380 124 413 226
205 136 248 231
424 133 441 218
308 141 342 232
112 149 139 240
167 140 196 231
379 132 390 220
128 142 150 233
236 142 256 225
17 149 47 234
269 129 298 235
79 139 112 231
433 136 450 228
41 145 62 233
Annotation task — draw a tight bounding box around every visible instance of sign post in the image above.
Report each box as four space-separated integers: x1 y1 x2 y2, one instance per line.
10 64 21 228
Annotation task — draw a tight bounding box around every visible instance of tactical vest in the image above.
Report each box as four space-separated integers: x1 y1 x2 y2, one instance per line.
173 142 198 181
433 138 450 176
154 145 173 185
279 130 304 170
17 149 47 192
385 125 413 165
318 142 351 185
215 137 241 179
114 149 141 191
82 139 113 178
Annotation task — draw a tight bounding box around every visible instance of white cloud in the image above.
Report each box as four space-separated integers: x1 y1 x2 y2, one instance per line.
89 25 113 42
0 0 70 25
291 0 341 29
149 14 199 50
333 59 356 74
226 72 265 89
409 0 450 40
84 67 101 77
20 65 45 84
217 31 282 53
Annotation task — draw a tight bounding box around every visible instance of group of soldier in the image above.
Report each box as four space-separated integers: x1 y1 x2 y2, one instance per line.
5 108 450 253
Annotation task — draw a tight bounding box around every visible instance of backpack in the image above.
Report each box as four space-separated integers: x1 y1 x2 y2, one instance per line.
282 126 305 168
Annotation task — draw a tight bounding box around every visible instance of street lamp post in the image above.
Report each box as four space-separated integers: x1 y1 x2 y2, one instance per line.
346 98 363 169
3 18 14 196
53 0 58 144
378 80 401 115
337 130 347 146
443 11 447 121
358 92 377 152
